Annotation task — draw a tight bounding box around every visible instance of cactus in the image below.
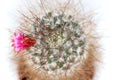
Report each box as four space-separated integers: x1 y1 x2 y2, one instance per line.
11 0 99 80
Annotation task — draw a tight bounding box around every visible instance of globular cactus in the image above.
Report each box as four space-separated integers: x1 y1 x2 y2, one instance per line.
11 0 99 80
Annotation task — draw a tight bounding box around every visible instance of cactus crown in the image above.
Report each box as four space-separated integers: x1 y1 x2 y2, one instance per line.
17 11 88 74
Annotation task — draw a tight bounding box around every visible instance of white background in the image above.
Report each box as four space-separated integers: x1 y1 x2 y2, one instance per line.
0 0 120 80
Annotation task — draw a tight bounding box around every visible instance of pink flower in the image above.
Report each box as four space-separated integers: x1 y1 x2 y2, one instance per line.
12 32 36 52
